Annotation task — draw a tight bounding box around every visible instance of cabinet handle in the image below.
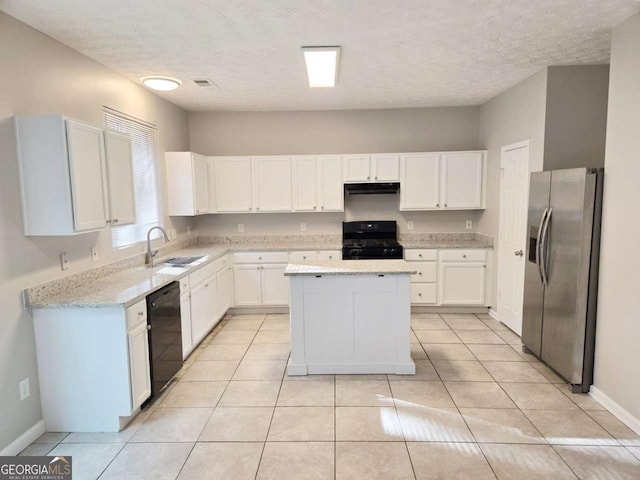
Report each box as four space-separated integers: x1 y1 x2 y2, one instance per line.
106 219 112 225
138 311 144 316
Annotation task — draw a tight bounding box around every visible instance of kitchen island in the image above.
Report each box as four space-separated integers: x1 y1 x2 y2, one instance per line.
285 260 416 376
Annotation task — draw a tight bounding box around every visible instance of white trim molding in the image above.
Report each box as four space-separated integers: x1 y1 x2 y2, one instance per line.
488 308 499 320
0 420 46 456
590 386 640 435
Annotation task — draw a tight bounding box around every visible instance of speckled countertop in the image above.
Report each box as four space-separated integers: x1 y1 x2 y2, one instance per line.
26 233 492 309
285 260 416 276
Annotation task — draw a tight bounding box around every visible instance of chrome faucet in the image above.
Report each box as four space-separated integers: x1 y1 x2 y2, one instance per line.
146 226 170 267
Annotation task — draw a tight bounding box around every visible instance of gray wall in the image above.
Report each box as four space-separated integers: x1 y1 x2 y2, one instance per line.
544 65 610 170
594 12 640 423
477 68 549 306
190 107 483 236
0 12 190 450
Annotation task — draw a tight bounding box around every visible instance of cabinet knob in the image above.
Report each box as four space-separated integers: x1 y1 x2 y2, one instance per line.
367 176 370 180
313 206 317 210
418 272 422 276
329 255 333 259
463 254 467 258
106 219 112 225
256 207 260 211
444 204 448 207
259 256 262 260
321 206 324 210
418 254 422 258
375 176 378 180
138 311 144 316
418 293 422 297
303 256 307 260
147 325 151 331
436 203 440 207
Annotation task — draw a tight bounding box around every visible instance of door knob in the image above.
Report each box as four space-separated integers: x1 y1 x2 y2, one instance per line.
515 250 524 257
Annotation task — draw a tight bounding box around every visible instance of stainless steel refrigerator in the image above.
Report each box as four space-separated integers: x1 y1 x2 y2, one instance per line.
522 167 603 393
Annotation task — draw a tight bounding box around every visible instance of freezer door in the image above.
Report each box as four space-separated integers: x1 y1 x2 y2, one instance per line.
541 168 596 385
522 171 550 356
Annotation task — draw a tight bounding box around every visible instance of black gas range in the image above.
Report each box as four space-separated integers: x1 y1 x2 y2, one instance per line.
342 221 403 260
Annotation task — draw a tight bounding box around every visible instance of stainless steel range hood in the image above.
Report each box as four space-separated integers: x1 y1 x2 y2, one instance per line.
344 182 400 195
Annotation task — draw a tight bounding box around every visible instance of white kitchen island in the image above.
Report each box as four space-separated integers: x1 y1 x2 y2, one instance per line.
285 260 416 376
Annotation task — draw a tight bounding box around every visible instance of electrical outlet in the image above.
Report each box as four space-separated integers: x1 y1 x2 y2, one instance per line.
300 222 307 232
60 252 69 271
407 221 414 231
466 220 473 230
19 378 30 401
91 246 98 262
237 223 244 233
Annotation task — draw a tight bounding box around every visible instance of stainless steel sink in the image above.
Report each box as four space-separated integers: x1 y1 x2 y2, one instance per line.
162 256 204 266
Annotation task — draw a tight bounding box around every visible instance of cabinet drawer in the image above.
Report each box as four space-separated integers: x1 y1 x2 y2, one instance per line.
440 249 487 262
410 262 437 283
411 284 437 304
317 250 341 261
213 254 231 272
234 252 288 264
126 299 147 330
288 251 318 263
190 261 217 287
405 249 437 261
179 276 190 294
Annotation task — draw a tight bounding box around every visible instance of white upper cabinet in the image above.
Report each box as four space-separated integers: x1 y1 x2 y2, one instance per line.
214 156 253 212
293 155 343 212
440 152 485 209
400 153 440 210
253 156 292 212
165 152 209 216
15 115 110 235
318 155 343 211
344 154 400 183
371 154 400 181
293 156 318 212
104 131 136 226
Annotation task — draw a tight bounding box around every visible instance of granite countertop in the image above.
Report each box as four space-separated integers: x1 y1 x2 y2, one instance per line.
285 260 416 276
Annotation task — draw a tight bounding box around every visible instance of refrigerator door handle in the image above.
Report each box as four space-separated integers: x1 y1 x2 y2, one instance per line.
536 208 548 284
540 207 553 287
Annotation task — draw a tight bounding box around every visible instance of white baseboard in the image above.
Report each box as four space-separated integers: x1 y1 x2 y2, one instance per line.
488 308 499 320
590 386 640 435
0 420 46 456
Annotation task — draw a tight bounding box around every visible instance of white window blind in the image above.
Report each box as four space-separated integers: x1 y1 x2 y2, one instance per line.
102 108 164 248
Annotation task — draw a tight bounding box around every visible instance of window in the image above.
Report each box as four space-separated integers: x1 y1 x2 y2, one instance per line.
102 108 163 248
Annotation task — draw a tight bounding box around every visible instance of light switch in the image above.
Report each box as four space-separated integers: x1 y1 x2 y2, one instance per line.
466 220 473 230
91 246 98 262
407 221 414 230
300 223 307 232
60 252 69 271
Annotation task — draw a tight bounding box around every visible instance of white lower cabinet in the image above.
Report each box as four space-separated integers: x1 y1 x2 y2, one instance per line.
438 249 487 305
127 321 151 410
190 274 218 345
233 251 289 306
216 265 233 316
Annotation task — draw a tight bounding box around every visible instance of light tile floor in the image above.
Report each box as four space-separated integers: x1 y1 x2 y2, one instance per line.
22 312 640 480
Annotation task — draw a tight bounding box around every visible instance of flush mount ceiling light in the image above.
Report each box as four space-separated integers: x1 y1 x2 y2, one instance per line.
141 76 182 91
301 46 340 88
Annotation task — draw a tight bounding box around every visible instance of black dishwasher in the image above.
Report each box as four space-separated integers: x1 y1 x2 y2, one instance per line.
145 281 182 404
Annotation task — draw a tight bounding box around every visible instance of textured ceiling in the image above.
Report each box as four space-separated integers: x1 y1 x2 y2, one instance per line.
1 0 638 111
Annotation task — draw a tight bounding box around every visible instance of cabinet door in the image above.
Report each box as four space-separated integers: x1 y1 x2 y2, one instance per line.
192 153 209 215
104 131 136 226
400 153 440 210
180 294 193 359
128 322 151 410
372 154 400 181
233 265 262 306
293 156 318 211
66 120 109 231
343 155 371 182
190 279 214 345
319 156 343 211
439 262 486 305
261 264 289 305
253 156 292 212
441 152 484 209
216 266 232 318
206 157 217 213
214 157 253 212
206 274 219 329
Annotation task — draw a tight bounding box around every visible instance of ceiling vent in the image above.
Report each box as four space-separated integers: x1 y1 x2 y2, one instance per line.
193 79 216 87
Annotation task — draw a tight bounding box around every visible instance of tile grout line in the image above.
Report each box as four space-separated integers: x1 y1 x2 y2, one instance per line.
386 365 417 480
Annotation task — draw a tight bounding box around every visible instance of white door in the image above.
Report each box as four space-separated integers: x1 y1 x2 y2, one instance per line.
400 153 440 210
293 156 318 211
343 155 371 182
261 264 289 305
372 154 400 181
253 156 292 212
498 141 531 335
214 157 253 212
439 263 487 305
319 156 343 211
233 265 262 305
128 322 151 409
441 152 484 208
103 131 136 226
190 279 213 345
66 120 109 231
192 154 209 215
180 294 193 358
216 266 232 317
